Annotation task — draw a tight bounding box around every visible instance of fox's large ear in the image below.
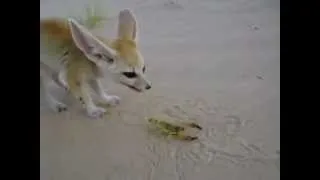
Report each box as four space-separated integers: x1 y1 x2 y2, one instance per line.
68 18 116 59
117 9 138 41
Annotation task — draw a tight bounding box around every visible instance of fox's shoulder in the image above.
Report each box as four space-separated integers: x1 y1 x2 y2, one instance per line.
40 18 72 42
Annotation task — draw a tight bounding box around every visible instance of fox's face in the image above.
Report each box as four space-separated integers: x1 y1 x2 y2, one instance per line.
68 9 151 92
107 38 151 92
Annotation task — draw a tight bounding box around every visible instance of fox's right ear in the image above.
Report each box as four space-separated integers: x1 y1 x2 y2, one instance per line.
117 9 138 41
68 18 116 57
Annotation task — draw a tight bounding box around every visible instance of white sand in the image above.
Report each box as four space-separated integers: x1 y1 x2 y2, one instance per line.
40 0 280 179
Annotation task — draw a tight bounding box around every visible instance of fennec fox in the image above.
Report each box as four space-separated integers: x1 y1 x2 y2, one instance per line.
40 9 151 118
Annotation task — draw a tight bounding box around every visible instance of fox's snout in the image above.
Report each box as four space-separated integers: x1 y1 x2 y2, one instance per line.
132 77 152 92
119 78 151 92
145 84 151 90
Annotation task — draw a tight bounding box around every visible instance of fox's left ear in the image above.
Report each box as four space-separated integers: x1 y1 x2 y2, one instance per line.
117 9 138 41
68 18 116 62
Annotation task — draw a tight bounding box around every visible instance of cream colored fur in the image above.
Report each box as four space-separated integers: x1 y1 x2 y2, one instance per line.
40 9 151 118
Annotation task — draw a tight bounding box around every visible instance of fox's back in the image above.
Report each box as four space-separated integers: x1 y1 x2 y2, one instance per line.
40 19 72 45
40 18 103 78
40 18 77 72
40 18 77 54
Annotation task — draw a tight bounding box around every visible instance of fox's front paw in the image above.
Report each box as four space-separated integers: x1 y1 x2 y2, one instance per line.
102 95 120 106
50 101 68 113
87 106 106 119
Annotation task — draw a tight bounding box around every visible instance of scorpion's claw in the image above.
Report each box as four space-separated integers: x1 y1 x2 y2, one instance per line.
188 123 203 130
183 136 198 141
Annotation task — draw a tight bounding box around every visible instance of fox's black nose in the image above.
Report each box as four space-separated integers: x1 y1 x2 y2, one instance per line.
146 85 151 90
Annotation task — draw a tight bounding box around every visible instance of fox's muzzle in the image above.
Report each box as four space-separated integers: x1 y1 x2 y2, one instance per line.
120 82 142 92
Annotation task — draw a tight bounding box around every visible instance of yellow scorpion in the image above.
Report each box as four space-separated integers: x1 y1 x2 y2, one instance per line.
148 117 202 141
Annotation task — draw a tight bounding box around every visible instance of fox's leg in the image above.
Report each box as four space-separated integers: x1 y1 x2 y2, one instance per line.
52 68 68 91
40 76 67 112
67 74 106 118
52 52 69 90
52 72 68 91
89 78 120 106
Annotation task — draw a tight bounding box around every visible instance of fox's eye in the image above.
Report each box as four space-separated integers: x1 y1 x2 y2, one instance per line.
122 72 137 79
106 57 114 64
142 66 146 73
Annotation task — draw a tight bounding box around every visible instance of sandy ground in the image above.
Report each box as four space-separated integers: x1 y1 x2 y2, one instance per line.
40 0 280 179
